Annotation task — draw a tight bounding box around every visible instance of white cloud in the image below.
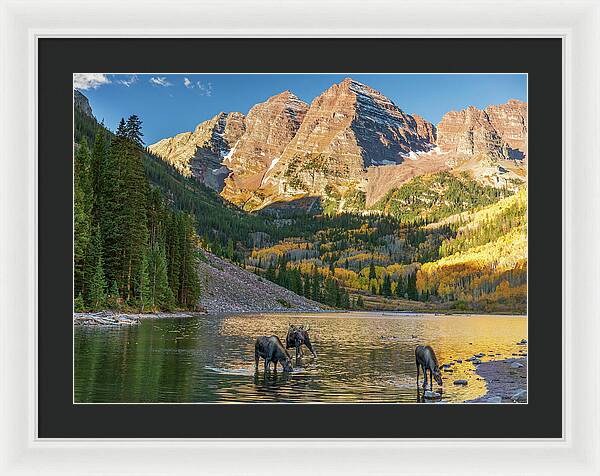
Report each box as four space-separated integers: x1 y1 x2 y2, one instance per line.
183 77 193 88
73 73 111 90
149 76 172 87
197 81 213 97
116 74 139 87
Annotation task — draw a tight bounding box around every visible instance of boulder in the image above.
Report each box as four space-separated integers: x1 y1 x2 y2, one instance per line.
453 380 468 386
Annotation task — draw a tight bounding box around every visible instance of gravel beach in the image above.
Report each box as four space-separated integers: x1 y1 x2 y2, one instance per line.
468 357 528 403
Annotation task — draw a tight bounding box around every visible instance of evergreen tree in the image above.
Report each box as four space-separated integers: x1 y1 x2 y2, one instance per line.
341 288 350 308
74 293 85 312
177 215 201 309
406 271 418 300
311 266 320 301
106 281 120 310
368 261 377 280
381 274 392 297
289 268 303 295
226 238 235 260
74 139 93 297
88 253 107 310
136 246 151 311
395 276 403 298
119 139 149 302
147 242 174 310
90 129 107 212
83 224 103 305
115 117 127 137
125 115 144 148
265 262 276 282
165 213 182 298
303 273 311 298
99 132 126 291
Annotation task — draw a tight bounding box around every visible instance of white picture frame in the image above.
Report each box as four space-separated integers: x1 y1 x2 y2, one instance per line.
1 0 598 474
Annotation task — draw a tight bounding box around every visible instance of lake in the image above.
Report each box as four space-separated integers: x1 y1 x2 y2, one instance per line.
74 312 527 403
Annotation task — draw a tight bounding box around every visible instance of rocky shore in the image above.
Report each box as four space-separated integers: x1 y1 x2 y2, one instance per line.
73 311 198 326
197 252 323 314
468 357 528 403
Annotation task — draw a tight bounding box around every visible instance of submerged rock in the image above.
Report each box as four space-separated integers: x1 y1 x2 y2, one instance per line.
486 396 502 403
510 362 524 368
511 389 527 403
424 390 441 399
453 379 468 386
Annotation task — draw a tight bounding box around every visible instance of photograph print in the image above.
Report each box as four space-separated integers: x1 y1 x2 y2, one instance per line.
73 73 528 404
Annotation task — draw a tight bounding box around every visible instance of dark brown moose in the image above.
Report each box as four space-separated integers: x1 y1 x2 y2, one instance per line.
285 324 317 362
255 336 293 372
415 345 443 390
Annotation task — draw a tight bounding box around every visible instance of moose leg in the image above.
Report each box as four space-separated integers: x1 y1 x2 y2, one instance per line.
305 336 317 357
429 369 433 390
255 351 259 370
422 365 428 389
264 359 269 372
416 362 420 387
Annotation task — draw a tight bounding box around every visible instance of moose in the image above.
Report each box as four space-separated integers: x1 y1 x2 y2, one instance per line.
415 345 443 390
285 324 317 362
255 335 294 372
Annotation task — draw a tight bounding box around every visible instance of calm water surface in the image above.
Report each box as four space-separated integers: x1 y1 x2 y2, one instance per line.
74 312 527 403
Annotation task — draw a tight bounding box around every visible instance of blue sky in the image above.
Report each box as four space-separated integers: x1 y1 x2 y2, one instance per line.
75 73 527 146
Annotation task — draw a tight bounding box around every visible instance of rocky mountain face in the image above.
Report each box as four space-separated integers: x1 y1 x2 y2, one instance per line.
149 78 527 211
256 78 440 210
412 114 437 144
74 90 93 117
485 99 528 158
436 100 527 187
149 112 246 191
220 91 308 205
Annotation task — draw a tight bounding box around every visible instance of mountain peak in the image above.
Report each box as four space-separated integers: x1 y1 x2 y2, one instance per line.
437 99 528 163
274 89 297 99
264 90 308 113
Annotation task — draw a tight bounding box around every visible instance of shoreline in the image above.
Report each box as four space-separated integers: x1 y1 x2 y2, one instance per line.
73 311 204 326
467 358 528 403
73 309 527 326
